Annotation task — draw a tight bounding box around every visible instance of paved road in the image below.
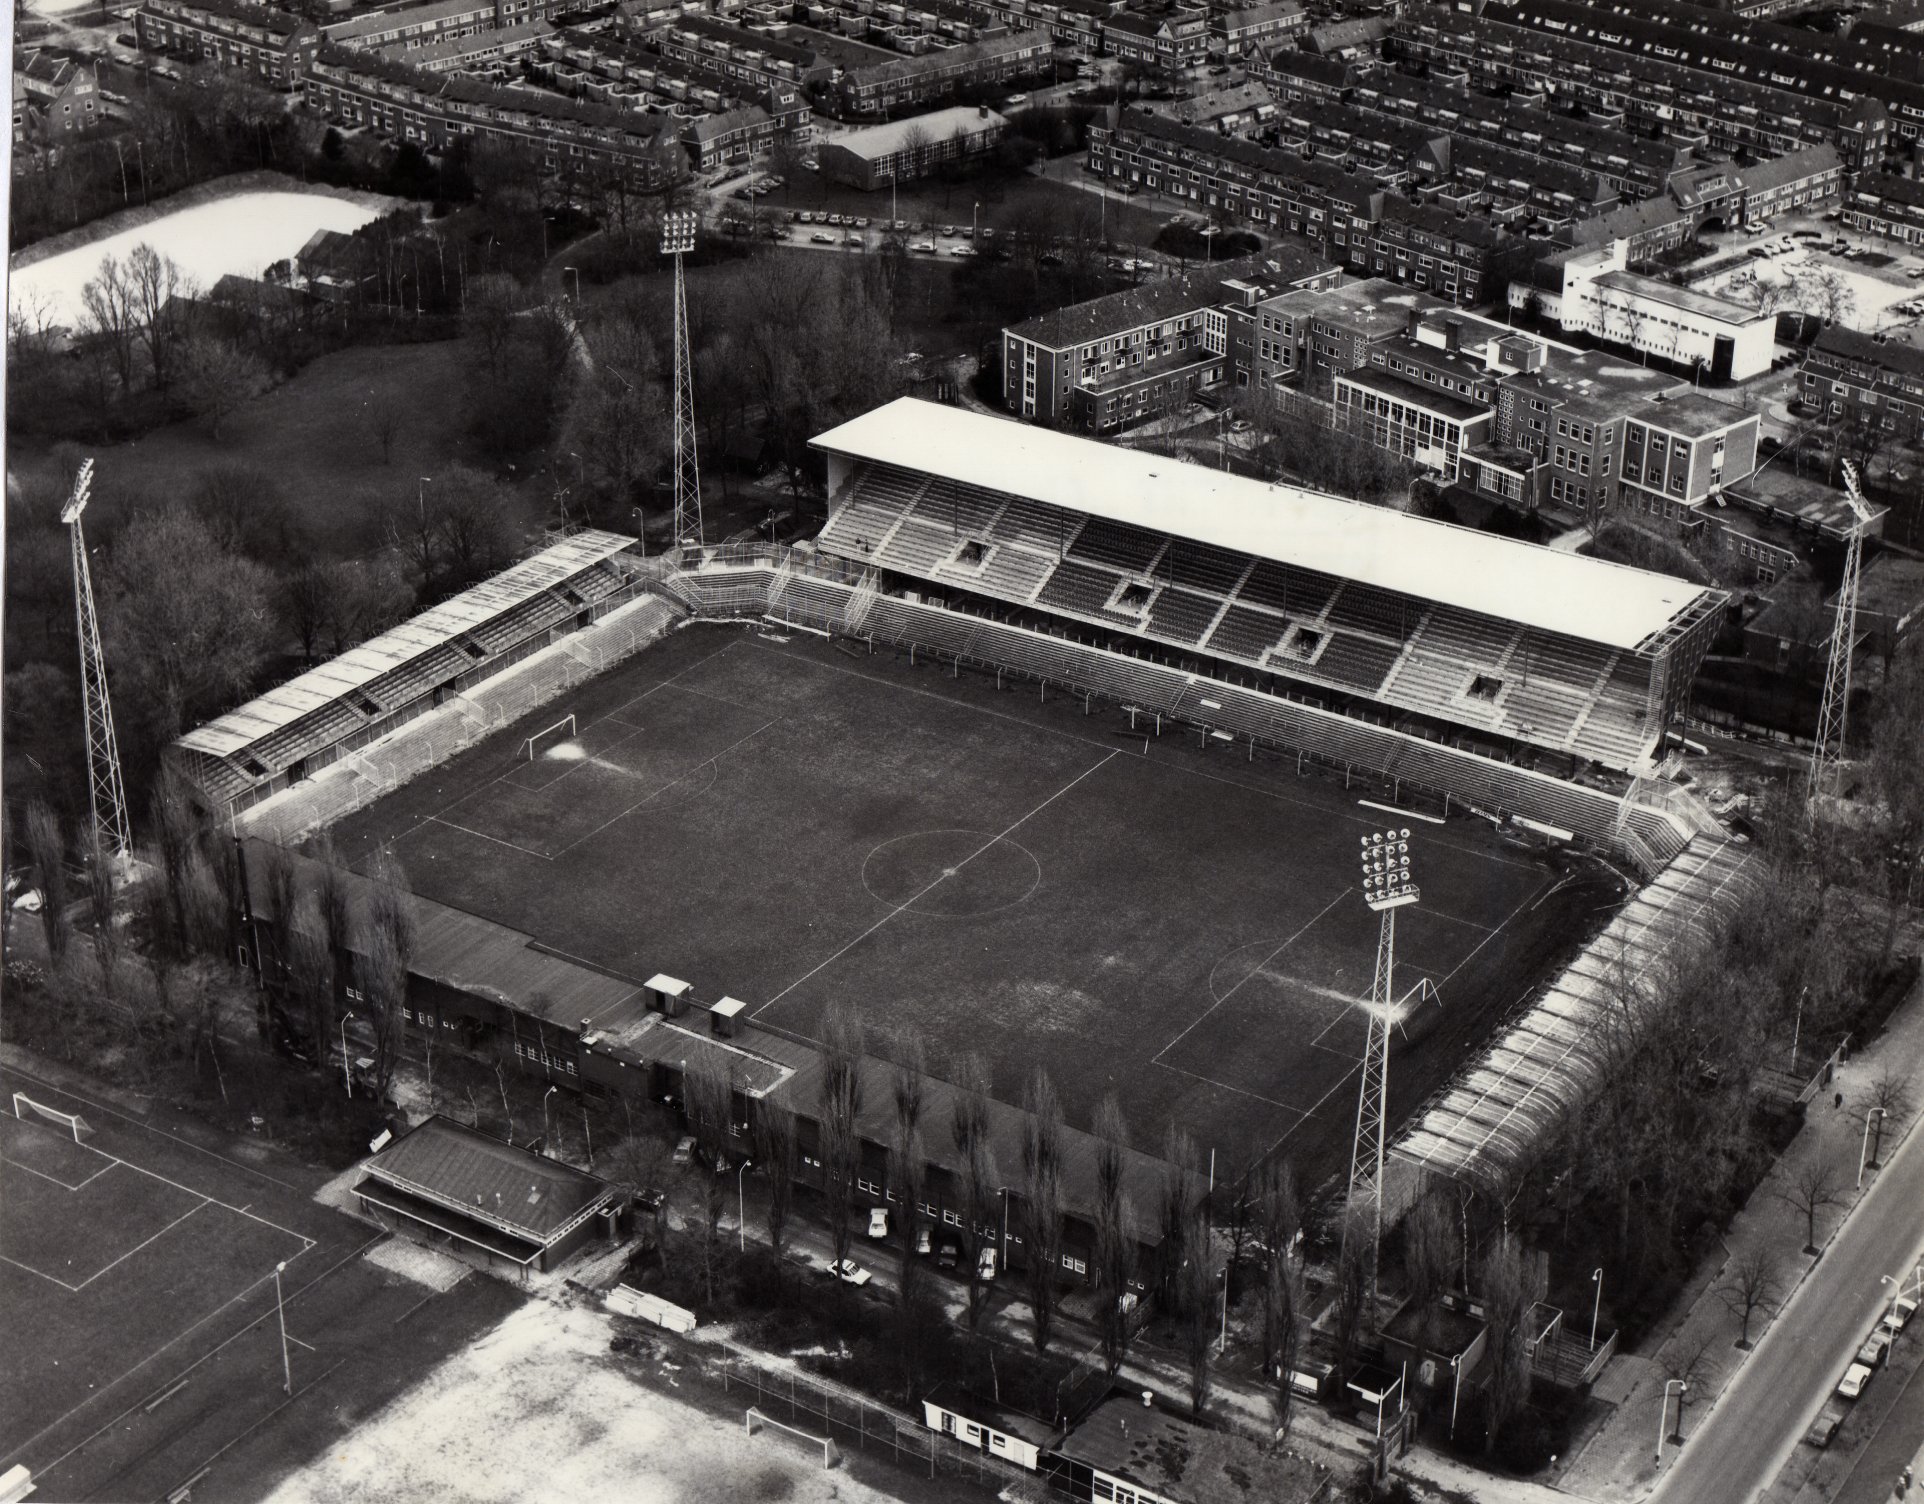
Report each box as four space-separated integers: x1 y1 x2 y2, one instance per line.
1648 1116 1924 1504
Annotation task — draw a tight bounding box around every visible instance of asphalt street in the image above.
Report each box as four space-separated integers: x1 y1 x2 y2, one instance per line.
1648 1113 1924 1504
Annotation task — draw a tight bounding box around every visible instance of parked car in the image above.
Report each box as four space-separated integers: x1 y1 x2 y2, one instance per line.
936 1240 961 1269
845 233 864 246
1837 1362 1874 1400
977 1246 998 1280
634 1186 667 1214
811 232 835 244
912 240 937 253
948 245 974 257
1883 1294 1919 1334
1802 1410 1843 1449
115 31 136 45
1856 1329 1894 1369
915 1227 932 1255
672 1134 697 1165
827 1258 872 1285
868 1208 889 1239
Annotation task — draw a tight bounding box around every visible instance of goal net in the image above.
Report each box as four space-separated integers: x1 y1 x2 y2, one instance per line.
745 1408 839 1469
12 1093 92 1143
520 714 579 763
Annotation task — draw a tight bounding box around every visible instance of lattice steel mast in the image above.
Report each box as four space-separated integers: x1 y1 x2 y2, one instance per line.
662 208 704 550
62 460 132 858
1344 827 1418 1306
1808 461 1876 811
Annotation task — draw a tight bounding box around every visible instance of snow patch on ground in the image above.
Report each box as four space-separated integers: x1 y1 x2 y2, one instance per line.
364 1238 471 1293
257 1302 908 1504
9 190 388 327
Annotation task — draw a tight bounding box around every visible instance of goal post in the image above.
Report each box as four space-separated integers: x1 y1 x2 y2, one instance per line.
12 1093 92 1143
745 1408 838 1469
520 714 578 762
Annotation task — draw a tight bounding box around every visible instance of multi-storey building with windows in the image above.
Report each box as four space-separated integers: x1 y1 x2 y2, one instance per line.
1844 171 1924 246
135 0 320 88
304 45 682 187
818 102 1007 189
13 46 104 144
1513 240 1776 381
832 30 1048 115
1393 1 1890 168
1213 0 1307 55
1105 5 1210 72
1088 110 1517 303
651 15 834 95
681 87 812 169
1802 327 1924 443
1000 251 1337 429
323 0 496 52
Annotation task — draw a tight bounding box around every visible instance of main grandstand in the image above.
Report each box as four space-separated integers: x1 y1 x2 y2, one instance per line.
162 399 1751 1260
809 400 1725 779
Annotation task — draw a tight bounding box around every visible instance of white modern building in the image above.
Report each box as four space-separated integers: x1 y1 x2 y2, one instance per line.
1512 240 1776 382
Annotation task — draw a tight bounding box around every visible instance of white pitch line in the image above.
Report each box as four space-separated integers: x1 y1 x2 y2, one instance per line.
72 1200 209 1291
760 748 1122 1011
0 1252 80 1293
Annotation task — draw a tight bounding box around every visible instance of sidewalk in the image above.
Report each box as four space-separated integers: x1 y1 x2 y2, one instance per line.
1557 961 1924 1503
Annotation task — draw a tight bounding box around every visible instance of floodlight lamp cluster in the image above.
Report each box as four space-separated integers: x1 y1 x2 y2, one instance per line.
1360 828 1418 911
660 209 698 256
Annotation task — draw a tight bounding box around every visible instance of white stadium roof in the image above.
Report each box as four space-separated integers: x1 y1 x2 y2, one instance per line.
176 530 634 759
812 399 1715 651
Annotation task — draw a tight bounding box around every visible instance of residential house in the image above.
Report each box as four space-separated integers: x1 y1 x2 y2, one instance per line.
1802 326 1924 444
135 0 321 88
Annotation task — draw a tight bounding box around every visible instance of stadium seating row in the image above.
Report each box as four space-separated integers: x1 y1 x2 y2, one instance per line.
818 469 1668 769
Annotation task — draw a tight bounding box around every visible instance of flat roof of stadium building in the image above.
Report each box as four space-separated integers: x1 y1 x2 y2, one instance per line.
176 530 635 760
812 399 1716 652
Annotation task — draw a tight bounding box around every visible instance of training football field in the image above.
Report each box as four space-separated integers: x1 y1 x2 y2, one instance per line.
331 626 1618 1186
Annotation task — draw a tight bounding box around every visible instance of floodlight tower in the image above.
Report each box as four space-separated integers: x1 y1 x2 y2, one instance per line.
661 207 705 551
1344 827 1419 1305
1808 461 1878 813
61 460 132 860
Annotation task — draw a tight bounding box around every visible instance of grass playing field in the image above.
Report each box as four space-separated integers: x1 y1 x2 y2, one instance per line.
329 625 1622 1189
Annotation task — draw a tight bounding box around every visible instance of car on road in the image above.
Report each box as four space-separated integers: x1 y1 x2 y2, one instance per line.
1883 1294 1919 1333
1856 1329 1893 1369
1836 1362 1874 1400
868 1208 889 1238
827 1258 872 1285
977 1246 997 1280
672 1134 697 1165
845 233 864 245
936 1239 961 1269
940 224 957 236
949 245 974 257
1802 1409 1844 1449
912 239 937 253
853 217 869 228
811 232 835 243
1230 418 1253 434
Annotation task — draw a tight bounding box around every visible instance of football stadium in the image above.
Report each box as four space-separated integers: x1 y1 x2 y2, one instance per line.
165 398 1754 1270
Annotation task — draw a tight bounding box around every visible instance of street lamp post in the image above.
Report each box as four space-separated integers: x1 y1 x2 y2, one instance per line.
543 1085 557 1154
340 1011 355 1098
1790 985 1807 1073
1449 1354 1463 1440
273 1261 292 1395
1590 1267 1604 1352
1218 1267 1229 1355
1858 1106 1888 1187
737 1159 754 1252
1658 1380 1688 1459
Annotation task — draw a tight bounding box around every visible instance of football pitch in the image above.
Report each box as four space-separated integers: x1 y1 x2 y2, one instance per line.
331 626 1621 1187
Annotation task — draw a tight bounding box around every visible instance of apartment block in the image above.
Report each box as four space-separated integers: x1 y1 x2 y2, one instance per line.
1802 327 1924 443
135 0 320 88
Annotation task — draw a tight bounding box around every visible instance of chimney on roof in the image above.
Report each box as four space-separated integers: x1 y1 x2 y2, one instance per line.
1406 307 1420 338
1445 317 1462 353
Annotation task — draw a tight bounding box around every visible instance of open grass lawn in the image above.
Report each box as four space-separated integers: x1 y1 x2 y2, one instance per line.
11 335 520 559
329 626 1615 1188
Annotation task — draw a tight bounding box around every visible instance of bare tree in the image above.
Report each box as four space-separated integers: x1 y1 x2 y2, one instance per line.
80 252 139 392
685 1059 736 1303
285 894 335 1073
1859 1070 1914 1168
950 1051 998 1330
175 333 268 439
25 801 73 968
362 849 414 1100
1183 1205 1218 1417
1331 1212 1370 1381
1479 1228 1546 1458
1020 1066 1065 1351
1660 1333 1720 1431
754 1099 799 1256
1776 1159 1844 1254
1093 1093 1136 1374
889 1028 928 1306
84 833 120 996
1158 1125 1201 1308
126 242 192 390
1265 1243 1303 1442
818 999 866 1271
1402 1185 1457 1352
1715 1250 1783 1349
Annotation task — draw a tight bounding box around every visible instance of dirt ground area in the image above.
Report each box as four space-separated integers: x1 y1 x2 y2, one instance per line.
256 1301 937 1504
